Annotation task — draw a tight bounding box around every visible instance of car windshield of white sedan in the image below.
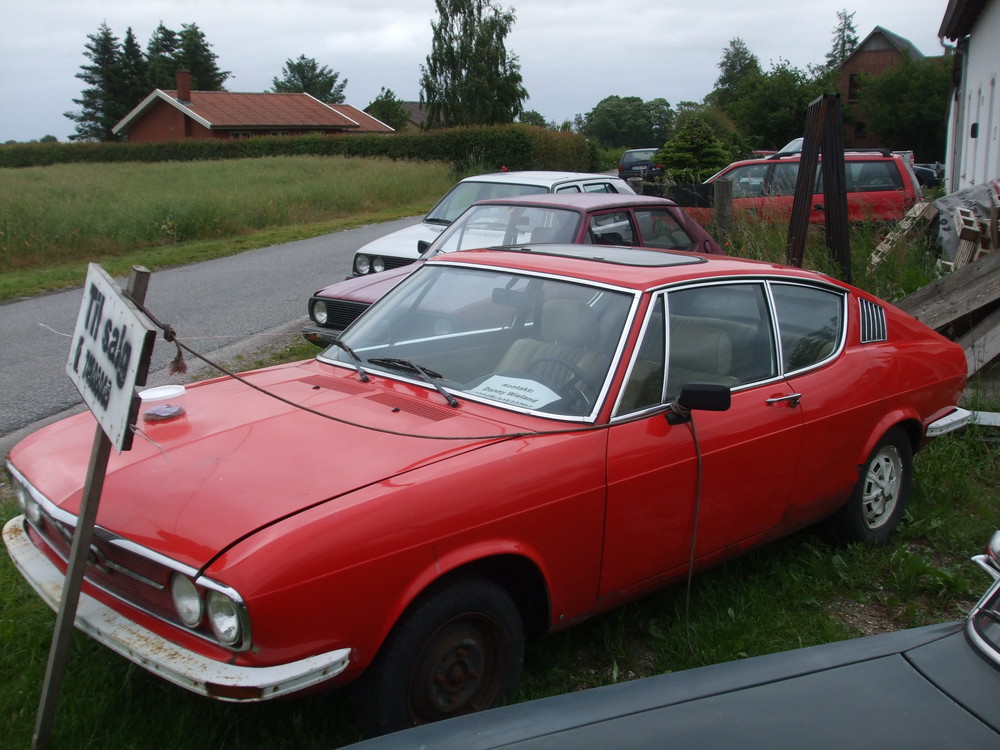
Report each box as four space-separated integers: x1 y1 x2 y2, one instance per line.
323 265 633 418
427 204 582 256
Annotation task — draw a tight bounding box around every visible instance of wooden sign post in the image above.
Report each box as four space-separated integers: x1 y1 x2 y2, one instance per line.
32 265 156 750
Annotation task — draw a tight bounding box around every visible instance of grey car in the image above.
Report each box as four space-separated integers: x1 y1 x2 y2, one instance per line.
351 531 1000 748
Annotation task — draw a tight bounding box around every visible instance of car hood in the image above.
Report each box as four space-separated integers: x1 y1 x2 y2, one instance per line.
355 221 447 260
315 263 417 305
10 360 530 570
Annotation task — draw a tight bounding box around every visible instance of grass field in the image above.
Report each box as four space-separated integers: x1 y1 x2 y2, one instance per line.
1 157 997 748
0 155 455 301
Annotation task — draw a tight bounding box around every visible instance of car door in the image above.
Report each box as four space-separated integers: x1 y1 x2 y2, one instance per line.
601 283 804 598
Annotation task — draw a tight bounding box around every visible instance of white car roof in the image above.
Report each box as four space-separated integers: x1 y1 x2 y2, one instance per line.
459 171 627 187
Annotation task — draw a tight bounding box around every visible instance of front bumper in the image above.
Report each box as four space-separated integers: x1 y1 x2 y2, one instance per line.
3 515 351 702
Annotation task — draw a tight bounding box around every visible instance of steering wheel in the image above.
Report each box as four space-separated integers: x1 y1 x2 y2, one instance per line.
527 355 600 412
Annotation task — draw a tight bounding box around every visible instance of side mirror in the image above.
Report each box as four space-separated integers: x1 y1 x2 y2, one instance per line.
667 383 731 424
417 239 431 256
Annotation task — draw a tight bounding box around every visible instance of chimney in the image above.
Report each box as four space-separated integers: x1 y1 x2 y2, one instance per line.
176 71 191 103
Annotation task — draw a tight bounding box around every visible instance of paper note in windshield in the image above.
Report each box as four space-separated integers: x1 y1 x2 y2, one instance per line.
469 376 561 410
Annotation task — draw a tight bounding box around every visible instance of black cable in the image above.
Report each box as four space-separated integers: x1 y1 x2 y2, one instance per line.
684 415 703 657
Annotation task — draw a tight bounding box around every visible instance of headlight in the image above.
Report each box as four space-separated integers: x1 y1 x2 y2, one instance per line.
170 574 203 627
311 299 328 325
354 254 371 275
207 590 243 646
371 256 385 273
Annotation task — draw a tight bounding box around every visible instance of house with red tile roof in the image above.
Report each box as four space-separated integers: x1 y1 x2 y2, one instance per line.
113 71 394 143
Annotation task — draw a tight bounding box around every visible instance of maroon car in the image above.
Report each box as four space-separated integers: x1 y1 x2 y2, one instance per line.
304 193 724 345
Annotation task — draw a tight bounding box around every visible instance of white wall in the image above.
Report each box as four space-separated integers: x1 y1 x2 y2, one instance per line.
945 0 1000 191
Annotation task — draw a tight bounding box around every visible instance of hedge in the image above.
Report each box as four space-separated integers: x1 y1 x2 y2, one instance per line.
0 125 597 172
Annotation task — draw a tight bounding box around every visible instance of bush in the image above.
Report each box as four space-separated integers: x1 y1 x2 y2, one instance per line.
0 125 595 172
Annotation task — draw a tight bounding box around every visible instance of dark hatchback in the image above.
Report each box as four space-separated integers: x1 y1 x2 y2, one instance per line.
351 531 1000 748
617 148 663 181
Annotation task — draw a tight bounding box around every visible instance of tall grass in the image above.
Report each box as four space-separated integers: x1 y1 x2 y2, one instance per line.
0 156 454 273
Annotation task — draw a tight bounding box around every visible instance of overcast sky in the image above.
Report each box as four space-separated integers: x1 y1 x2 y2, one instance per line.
1 0 952 143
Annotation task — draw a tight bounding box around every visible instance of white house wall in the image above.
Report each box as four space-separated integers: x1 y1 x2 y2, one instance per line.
946 0 1000 190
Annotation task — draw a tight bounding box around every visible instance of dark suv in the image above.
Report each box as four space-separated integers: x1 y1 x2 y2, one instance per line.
617 148 664 181
687 150 921 224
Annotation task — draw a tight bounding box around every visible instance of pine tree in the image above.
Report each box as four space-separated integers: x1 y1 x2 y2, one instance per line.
419 0 527 129
176 23 229 90
146 23 180 89
64 23 126 141
271 55 347 103
119 28 149 113
825 9 859 72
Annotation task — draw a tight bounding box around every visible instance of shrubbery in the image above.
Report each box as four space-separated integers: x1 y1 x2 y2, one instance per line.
0 125 596 172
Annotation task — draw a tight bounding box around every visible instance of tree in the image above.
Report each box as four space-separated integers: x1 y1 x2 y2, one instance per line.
824 9 859 72
419 0 528 128
366 87 410 130
518 109 549 128
656 112 732 181
859 56 950 161
64 23 128 141
176 23 229 90
145 23 180 89
727 59 823 148
707 38 762 112
272 55 347 103
119 28 149 113
580 96 674 148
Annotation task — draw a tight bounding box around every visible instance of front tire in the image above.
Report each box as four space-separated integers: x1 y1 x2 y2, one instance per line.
352 577 525 737
833 428 913 545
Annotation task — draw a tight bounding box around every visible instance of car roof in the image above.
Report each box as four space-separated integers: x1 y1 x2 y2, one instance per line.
457 170 629 187
433 243 837 292
470 193 680 211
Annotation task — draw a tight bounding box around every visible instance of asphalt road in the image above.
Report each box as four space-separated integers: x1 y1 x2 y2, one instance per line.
0 216 420 457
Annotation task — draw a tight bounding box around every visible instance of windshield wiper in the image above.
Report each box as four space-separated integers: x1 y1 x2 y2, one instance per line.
367 357 459 407
330 338 369 382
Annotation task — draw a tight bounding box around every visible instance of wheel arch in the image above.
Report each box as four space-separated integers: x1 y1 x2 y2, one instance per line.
857 412 922 469
386 549 552 652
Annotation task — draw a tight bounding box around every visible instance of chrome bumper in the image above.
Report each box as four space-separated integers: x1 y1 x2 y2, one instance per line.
925 407 973 437
3 515 351 702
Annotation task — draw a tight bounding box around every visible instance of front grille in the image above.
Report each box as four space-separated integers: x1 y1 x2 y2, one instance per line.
859 298 887 343
27 511 177 620
382 256 415 271
316 299 370 330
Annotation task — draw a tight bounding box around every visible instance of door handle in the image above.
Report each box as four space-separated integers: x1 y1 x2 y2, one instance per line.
766 393 802 407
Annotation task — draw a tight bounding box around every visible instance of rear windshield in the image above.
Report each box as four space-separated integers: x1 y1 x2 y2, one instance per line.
427 181 549 224
621 149 657 166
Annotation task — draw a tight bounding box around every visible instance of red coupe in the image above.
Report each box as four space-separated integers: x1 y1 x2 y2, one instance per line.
5 244 969 736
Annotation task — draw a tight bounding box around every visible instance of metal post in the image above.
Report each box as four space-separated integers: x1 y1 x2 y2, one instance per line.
31 267 151 750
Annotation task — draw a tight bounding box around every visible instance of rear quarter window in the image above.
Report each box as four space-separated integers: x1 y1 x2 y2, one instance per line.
846 161 903 192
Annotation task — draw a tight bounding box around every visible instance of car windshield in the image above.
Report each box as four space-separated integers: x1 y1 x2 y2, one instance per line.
321 264 634 419
425 181 550 224
423 204 582 257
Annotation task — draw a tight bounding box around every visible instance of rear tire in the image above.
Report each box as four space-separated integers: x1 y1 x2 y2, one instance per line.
833 428 912 546
352 577 524 737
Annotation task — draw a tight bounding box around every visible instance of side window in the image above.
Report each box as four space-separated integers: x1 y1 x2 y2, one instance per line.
768 163 802 196
582 182 615 193
634 209 694 250
666 284 777 398
723 164 769 197
846 161 903 192
555 184 582 193
587 211 637 245
619 296 666 413
770 283 844 372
